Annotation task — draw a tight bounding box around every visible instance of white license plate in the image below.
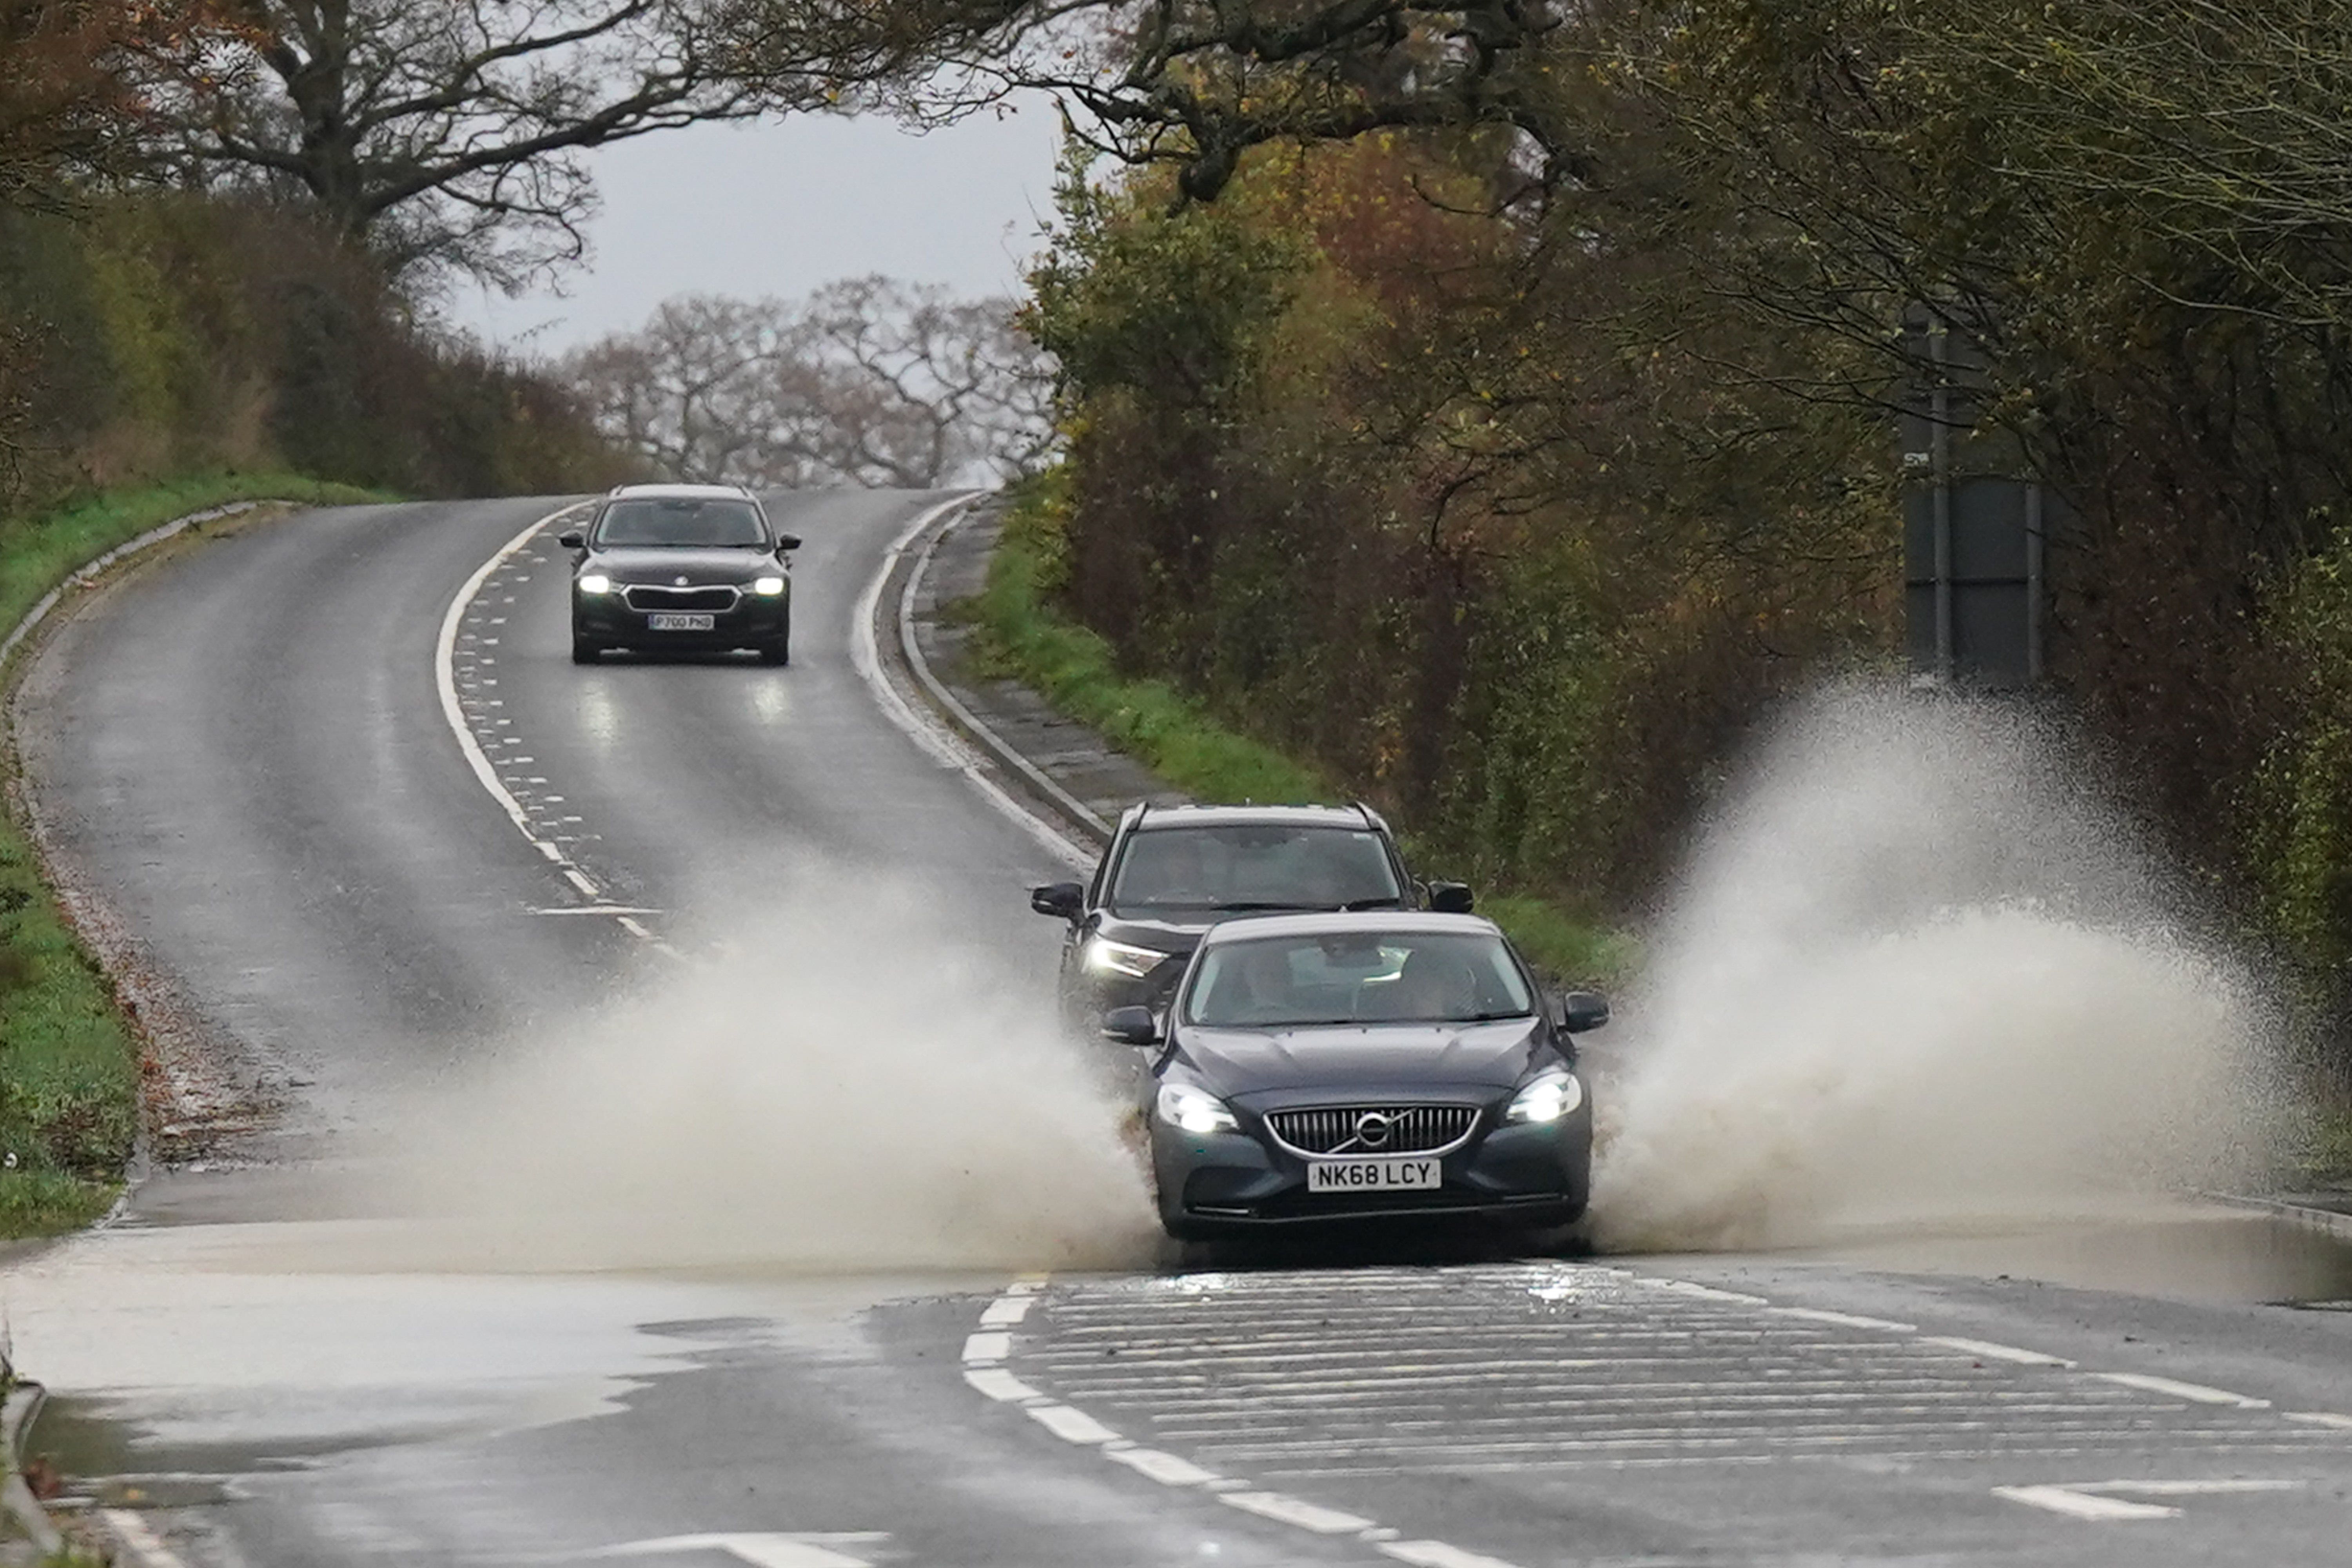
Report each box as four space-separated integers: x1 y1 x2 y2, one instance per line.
646 613 715 631
1307 1157 1441 1193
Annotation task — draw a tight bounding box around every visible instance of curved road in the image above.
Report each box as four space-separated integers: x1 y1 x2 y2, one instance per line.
7 494 2352 1568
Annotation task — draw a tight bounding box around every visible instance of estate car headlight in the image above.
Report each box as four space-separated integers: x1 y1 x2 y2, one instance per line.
752 575 787 596
1505 1068 1585 1125
577 572 613 595
1082 936 1165 979
1156 1083 1239 1136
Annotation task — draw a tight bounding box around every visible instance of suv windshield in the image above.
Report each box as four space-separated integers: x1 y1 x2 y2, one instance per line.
1185 931 1534 1028
1109 825 1403 915
595 497 766 548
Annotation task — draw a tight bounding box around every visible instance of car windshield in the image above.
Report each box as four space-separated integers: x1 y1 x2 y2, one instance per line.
594 497 766 548
1108 824 1403 915
1184 930 1534 1028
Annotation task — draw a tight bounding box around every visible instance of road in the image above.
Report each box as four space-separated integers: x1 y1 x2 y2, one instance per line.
6 491 2352 1567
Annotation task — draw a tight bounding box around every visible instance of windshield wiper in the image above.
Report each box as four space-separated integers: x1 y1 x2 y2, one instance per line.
1459 1010 1535 1022
1334 896 1405 911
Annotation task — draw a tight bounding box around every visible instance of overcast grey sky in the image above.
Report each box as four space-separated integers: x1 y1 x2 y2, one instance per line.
446 104 1063 356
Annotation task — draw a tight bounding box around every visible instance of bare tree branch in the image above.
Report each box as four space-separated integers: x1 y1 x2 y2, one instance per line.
564 278 1054 487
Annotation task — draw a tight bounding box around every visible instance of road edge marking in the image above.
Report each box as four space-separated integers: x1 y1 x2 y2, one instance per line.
849 494 1093 872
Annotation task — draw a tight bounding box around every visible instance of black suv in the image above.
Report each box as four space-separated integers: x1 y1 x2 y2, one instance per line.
1030 802 1472 1025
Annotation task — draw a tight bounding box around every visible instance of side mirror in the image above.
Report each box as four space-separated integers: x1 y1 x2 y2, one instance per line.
774 533 802 553
1100 1006 1161 1045
1030 882 1084 920
556 530 586 550
1556 990 1610 1034
1427 881 1475 915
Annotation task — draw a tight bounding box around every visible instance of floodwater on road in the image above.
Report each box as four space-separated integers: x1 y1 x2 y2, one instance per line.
1789 1203 2352 1306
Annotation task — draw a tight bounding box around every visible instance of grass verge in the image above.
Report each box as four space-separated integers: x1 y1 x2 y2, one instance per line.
958 488 1632 986
0 470 388 1236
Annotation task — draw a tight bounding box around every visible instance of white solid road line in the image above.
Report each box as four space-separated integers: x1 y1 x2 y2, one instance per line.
2092 1372 2270 1408
435 506 578 854
1771 1307 1918 1333
1919 1336 2076 1367
597 1534 884 1568
849 494 1093 872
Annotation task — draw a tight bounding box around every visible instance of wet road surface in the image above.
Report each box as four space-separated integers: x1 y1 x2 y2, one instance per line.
6 494 2352 1566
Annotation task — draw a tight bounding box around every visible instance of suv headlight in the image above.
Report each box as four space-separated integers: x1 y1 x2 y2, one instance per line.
753 575 786 596
577 572 612 595
1156 1083 1239 1135
1082 936 1165 979
1505 1069 1584 1125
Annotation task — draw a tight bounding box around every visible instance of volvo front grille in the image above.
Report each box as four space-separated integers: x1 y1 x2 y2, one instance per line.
1265 1104 1478 1156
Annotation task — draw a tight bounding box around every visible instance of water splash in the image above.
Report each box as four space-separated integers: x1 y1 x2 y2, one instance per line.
393 877 1156 1273
1592 684 2283 1252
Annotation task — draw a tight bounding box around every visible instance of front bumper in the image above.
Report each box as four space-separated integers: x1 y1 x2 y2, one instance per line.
1150 1103 1592 1233
573 590 788 650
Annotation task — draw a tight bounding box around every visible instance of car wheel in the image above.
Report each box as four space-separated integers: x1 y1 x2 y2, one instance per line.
570 635 603 665
757 637 789 666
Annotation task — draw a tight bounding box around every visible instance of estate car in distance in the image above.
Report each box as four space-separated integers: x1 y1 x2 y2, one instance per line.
562 483 800 664
1103 910 1608 1240
1030 802 1473 1027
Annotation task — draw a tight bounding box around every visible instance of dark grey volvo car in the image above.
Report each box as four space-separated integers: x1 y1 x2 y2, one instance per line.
1103 910 1606 1240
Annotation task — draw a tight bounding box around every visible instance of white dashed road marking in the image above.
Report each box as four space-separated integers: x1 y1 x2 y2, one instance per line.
965 1263 2352 1559
2092 1372 2270 1408
962 1276 1539 1567
1920 1336 2076 1368
436 502 687 962
1994 1478 2301 1522
597 1534 885 1567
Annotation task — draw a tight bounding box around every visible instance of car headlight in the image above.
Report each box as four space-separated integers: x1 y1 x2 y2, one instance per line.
1082 936 1165 979
1505 1069 1584 1125
577 573 612 595
1156 1083 1239 1135
752 575 787 597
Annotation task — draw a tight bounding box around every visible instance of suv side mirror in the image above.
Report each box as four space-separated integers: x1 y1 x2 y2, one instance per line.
556 530 586 550
1427 881 1475 915
1030 882 1084 920
1100 1006 1160 1045
1556 990 1610 1034
774 533 802 552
